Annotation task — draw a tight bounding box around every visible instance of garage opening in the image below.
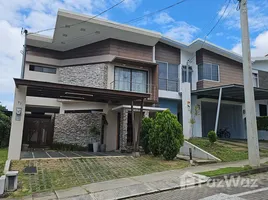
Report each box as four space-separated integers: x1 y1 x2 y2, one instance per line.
201 102 246 139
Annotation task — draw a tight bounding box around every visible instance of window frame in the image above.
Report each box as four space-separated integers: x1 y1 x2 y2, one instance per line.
114 66 149 93
198 63 220 82
29 64 57 74
156 60 179 92
252 72 259 88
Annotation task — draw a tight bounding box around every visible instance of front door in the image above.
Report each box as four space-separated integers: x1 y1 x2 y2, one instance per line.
23 116 53 147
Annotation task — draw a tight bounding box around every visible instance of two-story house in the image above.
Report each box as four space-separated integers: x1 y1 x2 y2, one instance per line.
8 9 268 160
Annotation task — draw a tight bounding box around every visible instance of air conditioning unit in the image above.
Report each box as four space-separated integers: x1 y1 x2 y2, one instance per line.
5 171 18 192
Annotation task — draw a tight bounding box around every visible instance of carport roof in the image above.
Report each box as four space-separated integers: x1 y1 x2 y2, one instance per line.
192 84 268 101
14 78 150 103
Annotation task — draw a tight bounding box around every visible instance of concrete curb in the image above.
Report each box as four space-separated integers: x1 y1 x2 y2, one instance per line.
208 165 268 181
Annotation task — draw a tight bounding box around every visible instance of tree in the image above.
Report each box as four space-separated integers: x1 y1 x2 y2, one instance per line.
0 103 11 147
149 110 184 160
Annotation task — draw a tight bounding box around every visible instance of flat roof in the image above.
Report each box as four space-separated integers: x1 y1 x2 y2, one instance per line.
14 78 150 103
192 84 268 101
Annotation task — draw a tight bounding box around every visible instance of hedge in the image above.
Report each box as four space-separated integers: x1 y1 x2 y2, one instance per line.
257 116 268 131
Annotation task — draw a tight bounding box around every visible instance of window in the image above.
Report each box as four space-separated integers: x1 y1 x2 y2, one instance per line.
252 73 259 87
157 61 179 92
29 65 56 74
182 65 193 83
259 104 267 116
114 67 148 93
198 63 219 81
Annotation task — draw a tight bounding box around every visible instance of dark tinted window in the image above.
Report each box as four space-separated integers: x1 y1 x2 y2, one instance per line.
259 104 267 116
29 65 56 74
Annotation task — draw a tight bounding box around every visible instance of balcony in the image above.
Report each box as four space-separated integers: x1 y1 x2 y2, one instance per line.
110 80 158 102
159 78 180 92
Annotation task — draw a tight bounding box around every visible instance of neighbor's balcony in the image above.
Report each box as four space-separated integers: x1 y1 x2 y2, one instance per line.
110 80 158 101
159 78 180 92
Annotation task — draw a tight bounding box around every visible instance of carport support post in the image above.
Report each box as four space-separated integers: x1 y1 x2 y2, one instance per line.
214 88 222 133
134 98 144 155
131 101 135 151
8 86 27 160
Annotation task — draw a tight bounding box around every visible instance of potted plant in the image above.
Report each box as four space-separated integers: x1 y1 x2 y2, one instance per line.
90 126 100 153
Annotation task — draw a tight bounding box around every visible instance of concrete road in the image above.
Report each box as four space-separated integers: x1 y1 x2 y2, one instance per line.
129 172 268 200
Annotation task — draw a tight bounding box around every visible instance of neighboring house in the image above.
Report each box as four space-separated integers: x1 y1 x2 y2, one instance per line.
8 9 268 160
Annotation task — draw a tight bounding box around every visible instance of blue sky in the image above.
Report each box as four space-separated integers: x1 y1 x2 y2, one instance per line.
0 0 268 110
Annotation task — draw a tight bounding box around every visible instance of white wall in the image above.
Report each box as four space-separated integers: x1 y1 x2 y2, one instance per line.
26 97 60 108
255 100 268 116
252 60 268 72
24 63 59 83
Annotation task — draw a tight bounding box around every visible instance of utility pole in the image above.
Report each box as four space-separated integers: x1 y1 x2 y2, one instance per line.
20 28 28 79
238 0 260 167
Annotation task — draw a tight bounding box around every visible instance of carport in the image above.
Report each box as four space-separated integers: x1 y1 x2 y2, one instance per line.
8 78 150 160
192 84 268 138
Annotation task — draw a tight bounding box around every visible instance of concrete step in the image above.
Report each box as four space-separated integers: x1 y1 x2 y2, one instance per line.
176 155 218 164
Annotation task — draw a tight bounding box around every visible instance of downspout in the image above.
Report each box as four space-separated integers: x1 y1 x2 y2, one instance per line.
20 29 28 79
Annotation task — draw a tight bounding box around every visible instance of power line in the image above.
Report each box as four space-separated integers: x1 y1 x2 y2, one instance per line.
124 0 187 24
28 0 126 35
27 0 189 51
187 0 232 64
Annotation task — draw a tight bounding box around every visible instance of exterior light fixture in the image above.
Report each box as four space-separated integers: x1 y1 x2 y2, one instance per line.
65 92 93 97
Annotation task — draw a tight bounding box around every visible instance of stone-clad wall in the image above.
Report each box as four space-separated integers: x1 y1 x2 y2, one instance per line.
53 113 102 147
58 63 108 88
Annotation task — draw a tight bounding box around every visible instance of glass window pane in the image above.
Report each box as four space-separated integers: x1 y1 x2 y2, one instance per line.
203 63 212 80
168 64 178 81
158 62 167 79
159 78 167 90
114 67 131 91
43 67 56 74
132 70 147 93
198 64 203 80
34 66 43 72
168 80 178 91
211 64 219 81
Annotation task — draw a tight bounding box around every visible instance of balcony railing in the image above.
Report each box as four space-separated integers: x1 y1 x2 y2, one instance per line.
110 80 157 101
159 78 180 92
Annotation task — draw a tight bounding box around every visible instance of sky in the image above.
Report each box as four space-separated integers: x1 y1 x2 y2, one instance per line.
0 0 268 110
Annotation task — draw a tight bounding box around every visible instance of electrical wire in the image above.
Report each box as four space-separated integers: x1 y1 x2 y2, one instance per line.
187 0 232 64
27 0 188 51
28 0 126 35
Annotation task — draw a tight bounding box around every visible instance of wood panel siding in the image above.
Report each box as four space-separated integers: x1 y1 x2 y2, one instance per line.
155 42 180 64
259 70 268 89
27 39 153 61
110 39 153 61
196 49 243 89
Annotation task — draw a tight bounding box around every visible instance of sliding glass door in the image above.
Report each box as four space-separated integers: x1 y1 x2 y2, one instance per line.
114 67 148 93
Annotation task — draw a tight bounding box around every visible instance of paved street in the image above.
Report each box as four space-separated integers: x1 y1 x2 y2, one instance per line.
129 172 268 200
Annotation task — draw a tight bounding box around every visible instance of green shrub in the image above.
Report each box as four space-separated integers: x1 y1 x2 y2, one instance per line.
149 110 184 160
0 104 11 148
141 117 153 154
257 116 268 131
208 130 217 144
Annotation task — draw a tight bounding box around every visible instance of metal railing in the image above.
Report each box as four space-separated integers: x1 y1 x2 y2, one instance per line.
110 80 157 101
158 78 180 92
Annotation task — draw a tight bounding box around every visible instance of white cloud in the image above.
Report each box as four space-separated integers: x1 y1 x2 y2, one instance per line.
164 22 200 43
231 31 268 57
216 32 224 36
121 0 142 12
0 0 142 110
218 0 268 32
154 12 175 25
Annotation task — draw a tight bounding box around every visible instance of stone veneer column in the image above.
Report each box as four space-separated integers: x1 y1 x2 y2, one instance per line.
120 108 128 152
144 111 149 118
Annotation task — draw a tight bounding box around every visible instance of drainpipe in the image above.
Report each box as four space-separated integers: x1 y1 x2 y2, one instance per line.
20 29 28 79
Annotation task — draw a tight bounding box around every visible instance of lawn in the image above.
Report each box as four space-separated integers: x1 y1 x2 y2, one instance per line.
0 148 8 176
188 138 268 162
10 156 189 197
198 166 252 177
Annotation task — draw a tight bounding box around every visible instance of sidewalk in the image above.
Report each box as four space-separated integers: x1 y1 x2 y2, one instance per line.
20 157 268 200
